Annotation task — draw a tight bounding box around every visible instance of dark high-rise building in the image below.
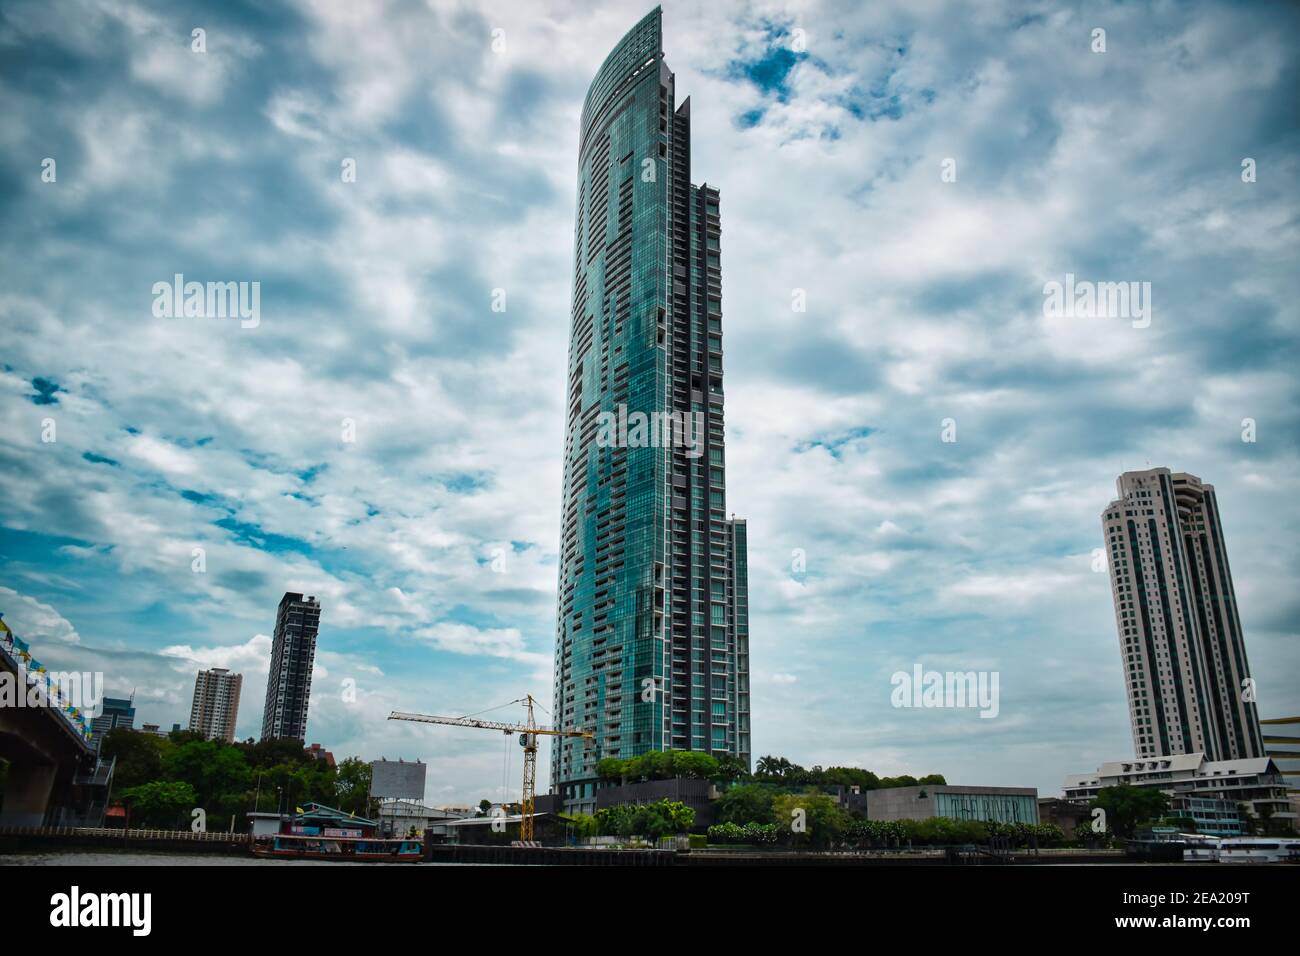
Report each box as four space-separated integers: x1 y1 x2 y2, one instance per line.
1102 468 1264 761
550 8 751 813
260 592 320 742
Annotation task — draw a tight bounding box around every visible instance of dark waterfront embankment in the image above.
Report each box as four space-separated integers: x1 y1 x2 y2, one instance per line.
425 843 678 866
1 826 250 857
421 844 1128 865
1 828 1130 865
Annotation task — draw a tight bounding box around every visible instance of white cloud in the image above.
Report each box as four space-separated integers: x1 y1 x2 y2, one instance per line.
0 586 82 645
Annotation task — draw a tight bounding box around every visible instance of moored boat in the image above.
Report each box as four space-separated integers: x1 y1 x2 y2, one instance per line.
252 833 422 862
1215 837 1300 864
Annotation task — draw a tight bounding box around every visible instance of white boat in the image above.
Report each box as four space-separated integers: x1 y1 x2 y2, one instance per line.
1179 833 1220 862
1215 837 1300 864
1179 834 1300 863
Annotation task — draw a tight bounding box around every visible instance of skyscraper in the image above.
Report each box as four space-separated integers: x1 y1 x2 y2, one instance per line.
260 592 320 742
189 667 242 742
1102 468 1264 761
91 695 135 750
550 8 751 813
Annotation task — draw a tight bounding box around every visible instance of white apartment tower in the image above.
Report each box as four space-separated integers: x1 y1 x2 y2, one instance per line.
189 667 242 742
1102 468 1264 761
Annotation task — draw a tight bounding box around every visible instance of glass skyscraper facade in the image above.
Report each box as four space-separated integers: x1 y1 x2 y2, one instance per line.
550 8 750 811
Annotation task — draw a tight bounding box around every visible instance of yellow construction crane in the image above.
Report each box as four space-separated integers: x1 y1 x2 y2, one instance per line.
388 695 593 842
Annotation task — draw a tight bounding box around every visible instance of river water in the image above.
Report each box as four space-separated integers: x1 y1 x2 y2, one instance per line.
2 851 448 866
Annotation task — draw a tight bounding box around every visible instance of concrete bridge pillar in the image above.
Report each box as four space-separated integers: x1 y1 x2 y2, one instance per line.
1 760 56 827
0 660 97 826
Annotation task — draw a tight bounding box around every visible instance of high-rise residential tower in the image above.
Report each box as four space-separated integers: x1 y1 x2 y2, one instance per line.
260 592 320 742
189 667 242 742
550 8 751 813
1102 468 1263 761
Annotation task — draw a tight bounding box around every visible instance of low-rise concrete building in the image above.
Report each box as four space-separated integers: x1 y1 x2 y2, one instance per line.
441 812 567 845
1038 797 1093 839
1062 753 1294 830
1169 794 1245 836
377 799 471 841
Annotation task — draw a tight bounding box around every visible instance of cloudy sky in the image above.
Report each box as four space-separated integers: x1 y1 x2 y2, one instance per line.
1 0 1297 806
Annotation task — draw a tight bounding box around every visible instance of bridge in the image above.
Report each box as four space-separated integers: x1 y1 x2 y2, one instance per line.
0 616 112 826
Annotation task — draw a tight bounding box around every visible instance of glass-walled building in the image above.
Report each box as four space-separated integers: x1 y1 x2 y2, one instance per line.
866 786 1041 825
550 7 750 813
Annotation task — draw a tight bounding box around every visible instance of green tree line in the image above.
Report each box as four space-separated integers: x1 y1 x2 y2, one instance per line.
706 787 1065 850
595 750 945 790
101 728 372 830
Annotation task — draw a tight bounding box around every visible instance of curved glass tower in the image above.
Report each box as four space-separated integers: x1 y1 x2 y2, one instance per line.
551 7 750 813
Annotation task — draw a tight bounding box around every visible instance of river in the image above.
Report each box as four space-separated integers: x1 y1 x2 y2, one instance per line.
2 850 449 865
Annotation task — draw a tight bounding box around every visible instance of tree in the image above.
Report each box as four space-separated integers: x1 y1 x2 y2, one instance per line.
715 783 775 826
630 750 675 781
821 766 879 789
101 727 164 794
670 751 719 780
598 750 720 783
1091 785 1170 839
238 737 312 770
755 755 791 779
119 781 197 828
878 774 919 790
595 800 693 840
772 790 845 849
166 729 206 746
257 760 335 813
560 813 599 839
1035 823 1066 847
159 739 252 832
630 804 673 841
663 800 695 832
595 804 636 838
163 739 252 807
333 757 372 815
846 818 907 848
630 800 694 840
713 755 749 783
596 757 627 782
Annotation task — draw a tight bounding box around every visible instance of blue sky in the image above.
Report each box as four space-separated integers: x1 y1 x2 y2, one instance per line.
1 0 1297 807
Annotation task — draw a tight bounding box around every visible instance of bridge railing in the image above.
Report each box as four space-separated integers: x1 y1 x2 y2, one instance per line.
0 626 96 749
